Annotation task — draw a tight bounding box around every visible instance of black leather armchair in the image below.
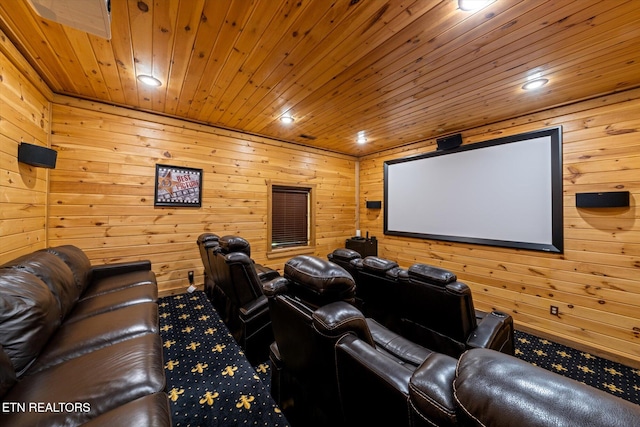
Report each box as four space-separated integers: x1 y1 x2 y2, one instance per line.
264 255 434 427
409 348 640 427
327 247 361 280
351 255 406 328
209 235 280 363
196 233 219 300
397 263 513 358
349 255 513 358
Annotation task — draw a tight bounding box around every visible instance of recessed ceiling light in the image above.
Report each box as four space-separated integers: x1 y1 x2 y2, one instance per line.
280 115 294 124
137 75 162 87
458 0 494 12
522 78 549 91
356 130 367 144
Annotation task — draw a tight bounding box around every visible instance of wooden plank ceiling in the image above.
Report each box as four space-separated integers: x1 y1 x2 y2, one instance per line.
1 0 639 156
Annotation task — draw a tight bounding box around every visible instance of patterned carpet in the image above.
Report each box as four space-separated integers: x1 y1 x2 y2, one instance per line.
158 291 638 426
158 291 288 426
514 330 639 405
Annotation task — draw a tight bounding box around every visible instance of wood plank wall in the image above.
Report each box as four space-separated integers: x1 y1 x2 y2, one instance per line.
359 88 640 364
47 96 356 294
0 29 53 263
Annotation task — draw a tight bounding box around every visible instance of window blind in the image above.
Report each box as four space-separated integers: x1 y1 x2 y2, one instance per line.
272 186 309 248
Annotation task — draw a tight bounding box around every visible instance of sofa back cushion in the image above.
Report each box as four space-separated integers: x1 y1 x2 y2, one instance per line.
0 268 60 376
2 251 78 319
44 245 92 295
0 344 16 398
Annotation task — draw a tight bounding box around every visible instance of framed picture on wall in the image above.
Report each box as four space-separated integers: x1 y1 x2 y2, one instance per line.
154 164 203 207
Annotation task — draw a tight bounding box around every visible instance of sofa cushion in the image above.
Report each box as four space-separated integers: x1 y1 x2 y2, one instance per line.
81 393 171 427
0 345 16 398
2 251 78 319
64 284 157 324
81 269 156 299
0 333 166 427
27 302 159 374
0 268 60 376
44 245 92 295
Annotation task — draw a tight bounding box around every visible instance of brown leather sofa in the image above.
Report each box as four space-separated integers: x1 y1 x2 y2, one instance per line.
0 245 170 427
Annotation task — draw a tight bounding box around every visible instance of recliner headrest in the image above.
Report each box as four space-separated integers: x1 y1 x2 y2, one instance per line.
407 263 456 286
197 233 220 247
362 256 399 274
219 235 251 256
284 255 356 306
328 248 361 262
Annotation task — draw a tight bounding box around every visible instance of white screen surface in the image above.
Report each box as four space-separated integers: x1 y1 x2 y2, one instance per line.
384 128 563 252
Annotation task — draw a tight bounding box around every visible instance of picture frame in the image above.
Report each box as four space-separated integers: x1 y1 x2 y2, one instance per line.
154 164 203 207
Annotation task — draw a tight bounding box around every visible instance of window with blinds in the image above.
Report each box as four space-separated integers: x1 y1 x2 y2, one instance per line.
271 186 309 249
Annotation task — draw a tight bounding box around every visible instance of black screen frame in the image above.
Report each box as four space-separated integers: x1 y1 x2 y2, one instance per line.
383 127 563 253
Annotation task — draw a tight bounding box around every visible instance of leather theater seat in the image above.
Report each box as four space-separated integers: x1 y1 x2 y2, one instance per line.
196 232 220 301
207 235 280 362
408 348 640 427
332 250 513 358
264 255 441 427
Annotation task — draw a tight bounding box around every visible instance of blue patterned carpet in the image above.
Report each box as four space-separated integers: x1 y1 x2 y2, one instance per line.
158 291 288 426
158 291 638 426
515 330 639 405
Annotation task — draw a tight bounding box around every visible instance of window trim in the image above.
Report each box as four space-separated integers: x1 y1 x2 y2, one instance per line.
267 181 316 259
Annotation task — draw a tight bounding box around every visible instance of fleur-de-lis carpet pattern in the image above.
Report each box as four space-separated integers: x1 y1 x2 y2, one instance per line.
159 291 288 426
514 330 639 405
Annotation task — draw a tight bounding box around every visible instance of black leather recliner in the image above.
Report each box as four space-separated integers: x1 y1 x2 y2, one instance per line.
264 255 436 427
409 348 640 427
196 233 219 301
397 263 513 358
343 253 513 358
208 235 280 363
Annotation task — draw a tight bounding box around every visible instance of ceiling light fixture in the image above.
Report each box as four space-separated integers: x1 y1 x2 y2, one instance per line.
356 131 367 144
458 0 494 12
137 75 162 87
280 115 294 124
522 78 549 91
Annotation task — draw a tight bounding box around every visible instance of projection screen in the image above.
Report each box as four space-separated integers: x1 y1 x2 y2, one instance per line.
384 127 563 253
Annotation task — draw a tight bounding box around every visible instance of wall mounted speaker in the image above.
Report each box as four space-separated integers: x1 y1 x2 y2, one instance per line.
18 142 57 169
366 200 382 209
575 191 630 208
436 133 463 150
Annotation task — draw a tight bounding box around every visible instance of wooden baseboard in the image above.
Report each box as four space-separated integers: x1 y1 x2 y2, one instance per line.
158 284 204 298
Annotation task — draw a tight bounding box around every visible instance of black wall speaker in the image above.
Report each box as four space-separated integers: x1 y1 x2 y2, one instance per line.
436 133 463 151
18 142 57 169
366 200 382 209
575 191 630 208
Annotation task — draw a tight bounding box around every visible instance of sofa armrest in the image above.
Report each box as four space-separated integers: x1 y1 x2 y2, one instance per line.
91 260 152 281
465 311 514 354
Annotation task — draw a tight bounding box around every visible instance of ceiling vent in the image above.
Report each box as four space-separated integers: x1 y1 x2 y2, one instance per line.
27 0 111 39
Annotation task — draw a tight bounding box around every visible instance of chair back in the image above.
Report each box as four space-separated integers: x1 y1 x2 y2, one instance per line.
398 263 477 357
